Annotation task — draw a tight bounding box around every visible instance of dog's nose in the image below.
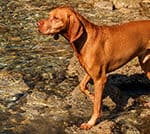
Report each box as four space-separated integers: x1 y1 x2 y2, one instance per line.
37 20 44 27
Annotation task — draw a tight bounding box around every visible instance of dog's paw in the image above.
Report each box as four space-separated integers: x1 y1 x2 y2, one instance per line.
80 123 93 130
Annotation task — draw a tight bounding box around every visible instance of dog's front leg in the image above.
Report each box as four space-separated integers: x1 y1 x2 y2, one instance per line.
79 74 94 102
80 75 107 130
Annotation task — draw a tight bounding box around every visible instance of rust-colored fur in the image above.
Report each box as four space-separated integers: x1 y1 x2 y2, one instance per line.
38 6 150 130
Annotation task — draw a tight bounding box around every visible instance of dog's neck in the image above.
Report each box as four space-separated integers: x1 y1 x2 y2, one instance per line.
61 12 102 55
61 25 87 53
72 27 87 53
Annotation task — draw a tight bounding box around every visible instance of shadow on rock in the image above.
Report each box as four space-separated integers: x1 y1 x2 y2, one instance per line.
102 73 150 118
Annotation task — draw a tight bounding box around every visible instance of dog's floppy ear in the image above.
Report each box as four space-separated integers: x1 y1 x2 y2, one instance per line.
69 14 83 43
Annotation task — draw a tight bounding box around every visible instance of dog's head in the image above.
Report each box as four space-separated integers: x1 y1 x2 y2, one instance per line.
37 6 83 42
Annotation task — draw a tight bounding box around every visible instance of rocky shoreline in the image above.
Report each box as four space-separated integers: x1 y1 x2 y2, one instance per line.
0 0 150 134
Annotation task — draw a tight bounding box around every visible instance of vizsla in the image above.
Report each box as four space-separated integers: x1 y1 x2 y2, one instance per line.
37 6 150 130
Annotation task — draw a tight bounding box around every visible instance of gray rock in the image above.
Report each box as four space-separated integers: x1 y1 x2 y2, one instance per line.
67 55 84 81
94 1 114 10
140 0 150 17
112 0 141 9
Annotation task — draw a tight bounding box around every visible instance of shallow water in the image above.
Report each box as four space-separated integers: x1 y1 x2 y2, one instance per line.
0 0 150 134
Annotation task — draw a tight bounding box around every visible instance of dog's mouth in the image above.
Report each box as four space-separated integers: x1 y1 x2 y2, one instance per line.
41 29 59 40
38 28 60 40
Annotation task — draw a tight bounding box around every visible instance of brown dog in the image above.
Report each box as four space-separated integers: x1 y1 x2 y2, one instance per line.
37 6 150 130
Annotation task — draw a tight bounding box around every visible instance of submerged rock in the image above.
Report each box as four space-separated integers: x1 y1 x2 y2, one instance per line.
0 71 28 101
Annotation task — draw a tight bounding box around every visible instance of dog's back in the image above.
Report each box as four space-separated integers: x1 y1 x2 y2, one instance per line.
101 20 150 72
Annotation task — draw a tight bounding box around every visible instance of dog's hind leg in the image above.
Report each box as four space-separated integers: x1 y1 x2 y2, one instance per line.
138 47 150 80
143 41 150 79
139 56 150 80
138 50 150 107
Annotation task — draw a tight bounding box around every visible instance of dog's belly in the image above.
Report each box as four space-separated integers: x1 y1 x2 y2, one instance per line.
106 50 138 73
107 58 132 72
105 42 145 72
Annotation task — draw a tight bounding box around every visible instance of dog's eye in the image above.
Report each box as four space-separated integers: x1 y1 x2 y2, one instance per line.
48 16 58 22
53 17 60 21
53 17 62 23
54 17 58 19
